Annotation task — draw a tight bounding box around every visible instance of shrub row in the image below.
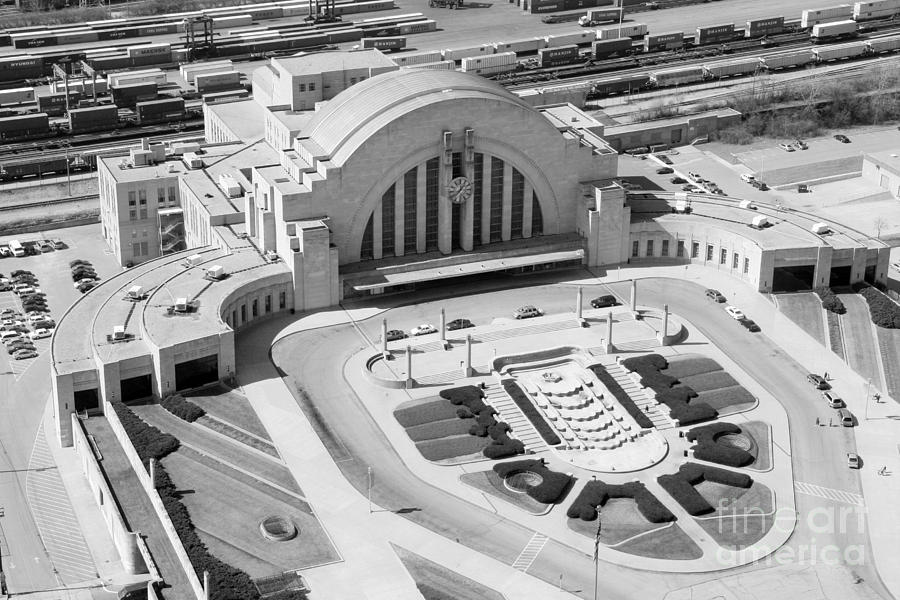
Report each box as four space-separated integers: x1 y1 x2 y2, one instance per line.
440 386 524 460
566 480 675 523
493 459 573 504
686 423 754 468
110 401 179 467
111 402 268 599
815 287 846 315
588 365 654 429
501 380 562 445
621 355 718 426
856 285 900 329
657 463 752 516
160 394 206 423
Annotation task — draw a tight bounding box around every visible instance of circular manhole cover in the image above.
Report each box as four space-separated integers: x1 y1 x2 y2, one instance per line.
503 470 544 493
718 433 753 452
259 516 298 541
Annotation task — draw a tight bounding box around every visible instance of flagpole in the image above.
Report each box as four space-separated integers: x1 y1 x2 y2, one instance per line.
594 510 601 600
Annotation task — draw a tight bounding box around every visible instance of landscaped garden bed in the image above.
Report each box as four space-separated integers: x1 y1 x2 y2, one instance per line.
854 284 900 328
662 356 722 379
460 471 551 515
677 371 738 393
568 497 669 546
416 435 490 462
394 399 461 428
815 287 846 315
567 480 675 523
686 422 755 468
501 381 562 445
693 479 774 550
659 354 757 417
657 463 752 517
160 394 206 423
621 354 717 426
588 365 654 429
695 386 757 415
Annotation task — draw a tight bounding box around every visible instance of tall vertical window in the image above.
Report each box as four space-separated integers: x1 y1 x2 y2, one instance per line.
241 305 246 323
360 215 374 260
489 157 504 243
744 258 750 274
732 253 739 269
252 299 258 318
472 153 483 246
425 158 439 252
451 152 462 178
168 186 177 202
265 295 271 313
403 168 417 253
531 192 543 236
646 239 654 256
157 188 165 203
279 291 286 309
138 189 146 204
381 184 395 258
720 248 727 264
706 245 714 261
691 242 700 258
510 169 524 240
661 239 669 257
632 240 639 257
677 240 685 257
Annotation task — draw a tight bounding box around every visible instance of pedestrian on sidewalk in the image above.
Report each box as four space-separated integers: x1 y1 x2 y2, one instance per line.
824 371 829 380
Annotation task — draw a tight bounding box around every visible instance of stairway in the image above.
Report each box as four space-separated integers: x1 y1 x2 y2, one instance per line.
483 384 547 452
597 358 675 431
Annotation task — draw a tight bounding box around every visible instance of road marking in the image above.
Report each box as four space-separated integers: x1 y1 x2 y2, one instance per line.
512 532 549 572
794 481 865 507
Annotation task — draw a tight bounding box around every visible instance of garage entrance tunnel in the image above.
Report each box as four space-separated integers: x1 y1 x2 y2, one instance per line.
772 264 815 293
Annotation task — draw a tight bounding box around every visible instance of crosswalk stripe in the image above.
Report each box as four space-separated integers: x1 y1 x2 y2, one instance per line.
794 481 864 506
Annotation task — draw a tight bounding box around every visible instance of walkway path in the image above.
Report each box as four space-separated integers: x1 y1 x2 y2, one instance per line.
482 383 547 452
837 293 884 389
595 357 674 430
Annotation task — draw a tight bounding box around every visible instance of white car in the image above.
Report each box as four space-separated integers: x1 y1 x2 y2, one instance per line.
740 174 756 183
73 278 97 289
30 328 51 340
725 306 745 320
778 143 795 152
411 323 437 336
891 261 900 271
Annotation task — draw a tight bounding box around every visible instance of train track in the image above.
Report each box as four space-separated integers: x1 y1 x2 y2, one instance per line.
0 193 98 212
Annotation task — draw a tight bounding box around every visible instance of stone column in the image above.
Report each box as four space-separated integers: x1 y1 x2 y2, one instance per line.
576 286 584 322
440 308 448 349
465 334 473 377
372 198 383 260
381 318 388 356
501 161 512 241
394 179 405 257
416 165 426 254
406 346 414 389
605 311 614 353
461 128 475 251
438 131 453 255
658 304 670 346
481 156 492 246
522 181 533 238
630 279 637 313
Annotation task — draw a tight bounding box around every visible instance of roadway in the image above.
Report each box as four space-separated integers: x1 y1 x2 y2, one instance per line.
267 270 890 600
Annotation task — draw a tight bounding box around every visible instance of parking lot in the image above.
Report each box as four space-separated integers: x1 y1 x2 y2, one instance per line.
0 224 123 380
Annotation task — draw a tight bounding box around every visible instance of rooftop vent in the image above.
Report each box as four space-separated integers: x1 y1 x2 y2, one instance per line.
186 254 203 267
811 222 831 235
113 325 126 340
751 215 770 229
206 265 226 280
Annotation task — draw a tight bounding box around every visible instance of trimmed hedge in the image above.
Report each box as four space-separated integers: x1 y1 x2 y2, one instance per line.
815 287 846 315
440 385 524 460
856 285 900 329
621 354 718 426
493 459 574 504
160 394 206 423
566 480 675 523
686 422 754 468
658 463 753 516
588 365 654 429
110 401 179 467
501 380 562 445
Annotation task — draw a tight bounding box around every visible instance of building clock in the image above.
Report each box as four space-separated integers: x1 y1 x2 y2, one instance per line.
447 176 473 204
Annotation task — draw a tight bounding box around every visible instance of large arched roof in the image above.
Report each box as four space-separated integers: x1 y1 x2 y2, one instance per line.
302 69 536 162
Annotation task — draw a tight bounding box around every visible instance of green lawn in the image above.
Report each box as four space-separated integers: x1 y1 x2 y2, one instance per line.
663 356 722 379
777 293 826 346
614 522 703 560
679 371 738 393
416 435 489 462
695 386 757 414
393 544 505 600
694 480 775 550
739 421 772 471
394 398 459 428
568 498 664 546
406 418 473 442
184 385 271 441
197 415 279 458
460 470 549 515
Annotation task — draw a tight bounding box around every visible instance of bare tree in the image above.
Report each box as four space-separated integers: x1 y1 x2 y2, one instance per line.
874 217 887 239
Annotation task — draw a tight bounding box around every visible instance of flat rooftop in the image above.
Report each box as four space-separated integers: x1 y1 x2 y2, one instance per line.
272 49 397 75
865 150 900 176
540 104 604 134
205 98 267 142
603 108 741 136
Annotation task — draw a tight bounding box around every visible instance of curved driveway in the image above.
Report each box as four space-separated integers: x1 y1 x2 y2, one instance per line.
266 274 888 600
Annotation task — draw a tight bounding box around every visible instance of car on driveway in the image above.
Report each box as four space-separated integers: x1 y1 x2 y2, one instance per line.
69 259 91 269
73 277 97 289
13 349 38 360
724 306 745 320
740 319 760 332
705 289 726 302
751 180 769 191
655 166 674 175
793 139 808 150
447 318 474 331
670 176 686 184
834 134 851 143
411 323 437 336
513 305 543 319
385 329 407 342
778 142 795 152
822 391 844 408
590 295 618 308
740 174 756 183
51 239 66 249
30 328 52 340
76 281 97 294
654 154 673 165
806 373 830 390
847 453 860 469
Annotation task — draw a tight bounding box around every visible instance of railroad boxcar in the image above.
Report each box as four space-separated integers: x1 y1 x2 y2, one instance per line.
746 16 784 38
96 27 141 41
37 92 80 116
11 34 57 49
135 97 185 124
111 81 158 107
397 20 437 35
591 73 649 96
55 28 98 45
493 37 546 54
0 112 49 141
758 49 815 69
537 44 581 67
695 23 735 45
595 22 648 40
853 0 900 20
325 28 364 43
545 30 595 47
702 57 760 78
195 71 241 94
650 65 704 86
0 87 35 105
392 51 444 66
202 89 250 104
68 104 118 133
361 36 406 51
0 155 83 180
460 51 517 76
591 37 633 59
800 4 853 28
866 33 900 52
643 31 684 52
812 40 867 59
0 56 43 82
443 45 494 61
811 19 857 40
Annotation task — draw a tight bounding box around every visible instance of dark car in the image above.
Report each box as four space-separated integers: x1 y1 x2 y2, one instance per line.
740 319 760 332
385 329 407 342
32 320 55 329
77 281 97 294
751 180 769 191
670 176 687 184
807 373 830 390
655 166 674 175
13 276 38 285
590 295 618 308
654 154 673 165
11 270 33 278
71 269 97 281
705 289 726 303
69 259 91 269
833 134 850 143
447 318 474 331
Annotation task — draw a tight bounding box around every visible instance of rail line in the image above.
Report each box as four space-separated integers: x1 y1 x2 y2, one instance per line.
0 194 98 212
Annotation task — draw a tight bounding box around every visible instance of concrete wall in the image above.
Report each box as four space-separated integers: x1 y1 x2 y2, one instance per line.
863 156 900 199
71 414 152 578
603 110 742 152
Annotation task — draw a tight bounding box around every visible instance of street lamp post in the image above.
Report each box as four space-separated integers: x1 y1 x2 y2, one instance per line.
864 378 872 420
367 466 373 513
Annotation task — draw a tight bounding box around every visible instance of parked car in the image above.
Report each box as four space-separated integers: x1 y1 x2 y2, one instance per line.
654 154 673 165
833 134 850 143
73 277 97 289
740 319 760 332
724 306 745 320
778 142 795 152
740 174 756 183
38 241 54 253
9 340 35 352
411 323 437 336
837 408 854 426
705 289 726 303
655 166 674 175
0 308 17 317
688 171 702 180
69 260 91 269
11 270 33 278
0 282 9 292
77 281 97 294
50 239 66 249
30 328 52 340
71 268 96 280
13 349 38 360
793 139 808 150
447 318 474 331
847 453 860 469
32 319 55 330
670 176 687 184
513 306 543 319
590 295 618 308
751 180 769 191
806 373 830 390
822 390 844 408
